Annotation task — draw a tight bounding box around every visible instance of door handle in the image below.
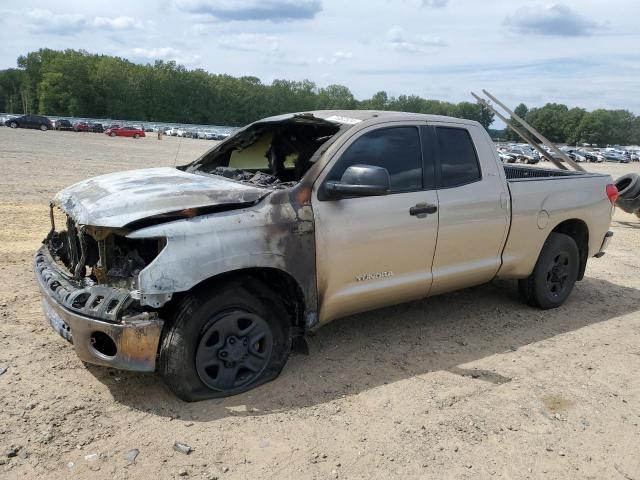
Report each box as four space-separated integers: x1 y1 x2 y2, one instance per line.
409 203 438 217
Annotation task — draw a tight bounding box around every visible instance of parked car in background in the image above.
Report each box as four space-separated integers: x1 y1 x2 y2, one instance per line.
197 130 219 140
563 148 587 163
54 119 74 131
5 114 53 131
164 127 178 136
89 123 104 133
578 149 601 163
505 145 539 164
603 148 630 163
73 122 91 132
498 152 516 163
105 126 146 138
104 123 121 131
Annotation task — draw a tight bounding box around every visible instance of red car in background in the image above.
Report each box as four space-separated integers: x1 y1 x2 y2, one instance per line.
104 126 146 138
73 122 90 132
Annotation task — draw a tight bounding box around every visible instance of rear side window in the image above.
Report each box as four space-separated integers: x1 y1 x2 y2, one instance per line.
327 127 422 193
436 127 481 188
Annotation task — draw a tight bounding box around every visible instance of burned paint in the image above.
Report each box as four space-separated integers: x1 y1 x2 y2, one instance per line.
55 167 272 228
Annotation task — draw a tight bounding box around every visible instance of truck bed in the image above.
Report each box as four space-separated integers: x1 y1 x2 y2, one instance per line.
503 164 600 181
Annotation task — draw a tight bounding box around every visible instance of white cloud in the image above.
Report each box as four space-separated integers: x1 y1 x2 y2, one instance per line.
92 16 138 31
174 0 322 22
505 3 599 37
130 47 201 66
27 9 86 34
27 10 141 35
387 26 446 54
317 51 353 65
217 33 280 53
422 0 447 8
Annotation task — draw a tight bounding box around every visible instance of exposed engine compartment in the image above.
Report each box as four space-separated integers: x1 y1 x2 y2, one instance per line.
41 205 167 322
45 206 165 290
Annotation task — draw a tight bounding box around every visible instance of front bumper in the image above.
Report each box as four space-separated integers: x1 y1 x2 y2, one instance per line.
35 247 164 372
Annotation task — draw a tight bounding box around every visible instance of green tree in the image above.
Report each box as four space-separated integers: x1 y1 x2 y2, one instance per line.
5 47 640 143
316 84 357 109
525 103 570 143
505 103 528 141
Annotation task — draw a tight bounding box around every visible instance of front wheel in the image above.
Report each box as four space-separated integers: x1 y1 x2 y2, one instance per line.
518 232 579 309
40 124 48 131
133 133 139 139
9 122 17 128
159 277 291 401
110 132 117 137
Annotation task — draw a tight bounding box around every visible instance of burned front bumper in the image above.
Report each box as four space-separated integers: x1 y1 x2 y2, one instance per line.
34 247 164 372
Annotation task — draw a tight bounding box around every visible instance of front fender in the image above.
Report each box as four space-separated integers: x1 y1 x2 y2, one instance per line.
128 192 317 315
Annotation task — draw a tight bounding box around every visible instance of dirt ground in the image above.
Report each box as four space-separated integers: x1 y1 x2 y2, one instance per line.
1 127 639 480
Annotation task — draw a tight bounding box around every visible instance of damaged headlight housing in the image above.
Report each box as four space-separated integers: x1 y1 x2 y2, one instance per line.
46 204 167 291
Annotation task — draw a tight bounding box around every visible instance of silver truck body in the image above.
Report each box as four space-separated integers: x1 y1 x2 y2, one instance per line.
35 110 615 372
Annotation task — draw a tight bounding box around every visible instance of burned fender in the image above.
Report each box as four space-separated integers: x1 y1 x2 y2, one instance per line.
127 184 318 326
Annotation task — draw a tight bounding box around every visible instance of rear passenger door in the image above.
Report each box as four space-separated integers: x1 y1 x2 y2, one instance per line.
428 122 510 295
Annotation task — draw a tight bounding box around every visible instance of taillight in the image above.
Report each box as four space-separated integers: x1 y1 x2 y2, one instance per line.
606 184 619 204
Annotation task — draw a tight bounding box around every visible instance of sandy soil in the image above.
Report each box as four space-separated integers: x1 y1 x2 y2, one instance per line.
1 127 639 480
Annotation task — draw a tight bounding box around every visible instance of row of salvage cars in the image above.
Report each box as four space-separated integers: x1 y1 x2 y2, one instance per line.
497 143 639 164
163 126 229 140
0 114 231 142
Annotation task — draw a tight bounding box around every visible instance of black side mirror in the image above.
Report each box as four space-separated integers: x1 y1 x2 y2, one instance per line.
325 164 391 198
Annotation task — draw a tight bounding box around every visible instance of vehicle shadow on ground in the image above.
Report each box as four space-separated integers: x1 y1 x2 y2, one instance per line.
613 220 640 230
88 276 640 421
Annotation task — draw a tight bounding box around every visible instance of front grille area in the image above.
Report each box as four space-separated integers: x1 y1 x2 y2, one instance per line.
45 206 165 290
35 248 134 323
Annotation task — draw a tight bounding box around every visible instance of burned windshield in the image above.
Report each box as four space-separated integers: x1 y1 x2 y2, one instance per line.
185 118 342 188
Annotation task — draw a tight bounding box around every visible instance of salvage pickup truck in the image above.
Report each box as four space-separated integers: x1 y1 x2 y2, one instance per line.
35 110 617 400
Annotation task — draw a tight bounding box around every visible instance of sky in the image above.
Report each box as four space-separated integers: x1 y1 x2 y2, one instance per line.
1 0 639 124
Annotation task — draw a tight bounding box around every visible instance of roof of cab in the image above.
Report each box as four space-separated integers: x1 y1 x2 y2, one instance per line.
259 109 474 126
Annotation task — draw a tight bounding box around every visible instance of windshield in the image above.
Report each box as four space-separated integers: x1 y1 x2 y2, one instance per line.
185 117 343 189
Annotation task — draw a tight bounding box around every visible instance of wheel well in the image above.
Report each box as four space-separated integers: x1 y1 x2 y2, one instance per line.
164 268 306 331
551 219 589 280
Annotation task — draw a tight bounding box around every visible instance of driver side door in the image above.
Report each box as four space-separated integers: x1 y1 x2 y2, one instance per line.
312 123 439 324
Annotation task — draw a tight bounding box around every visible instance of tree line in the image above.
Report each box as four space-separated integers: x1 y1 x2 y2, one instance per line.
0 49 494 128
0 49 638 146
501 102 640 146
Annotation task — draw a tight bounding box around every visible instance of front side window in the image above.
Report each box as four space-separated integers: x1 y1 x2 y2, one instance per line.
326 126 423 193
436 127 481 188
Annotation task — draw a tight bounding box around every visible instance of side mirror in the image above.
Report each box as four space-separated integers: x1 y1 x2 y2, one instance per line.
325 164 391 198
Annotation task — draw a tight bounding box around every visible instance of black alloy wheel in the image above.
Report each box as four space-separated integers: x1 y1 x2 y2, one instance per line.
195 310 273 391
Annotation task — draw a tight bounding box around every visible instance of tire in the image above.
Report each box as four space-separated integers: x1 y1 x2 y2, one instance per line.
518 232 579 309
40 124 47 131
9 122 17 129
133 133 139 139
159 276 292 401
615 174 640 199
110 132 117 137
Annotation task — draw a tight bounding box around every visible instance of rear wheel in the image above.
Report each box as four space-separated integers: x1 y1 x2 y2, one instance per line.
40 124 47 131
518 232 579 309
9 122 17 128
159 277 291 401
133 133 140 139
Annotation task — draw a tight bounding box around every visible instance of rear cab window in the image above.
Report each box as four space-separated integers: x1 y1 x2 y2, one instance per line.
435 127 481 188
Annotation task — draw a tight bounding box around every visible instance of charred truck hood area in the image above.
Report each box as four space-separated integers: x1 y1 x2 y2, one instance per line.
36 112 353 369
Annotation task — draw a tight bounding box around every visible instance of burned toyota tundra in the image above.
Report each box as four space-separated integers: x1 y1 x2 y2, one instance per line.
35 110 617 400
